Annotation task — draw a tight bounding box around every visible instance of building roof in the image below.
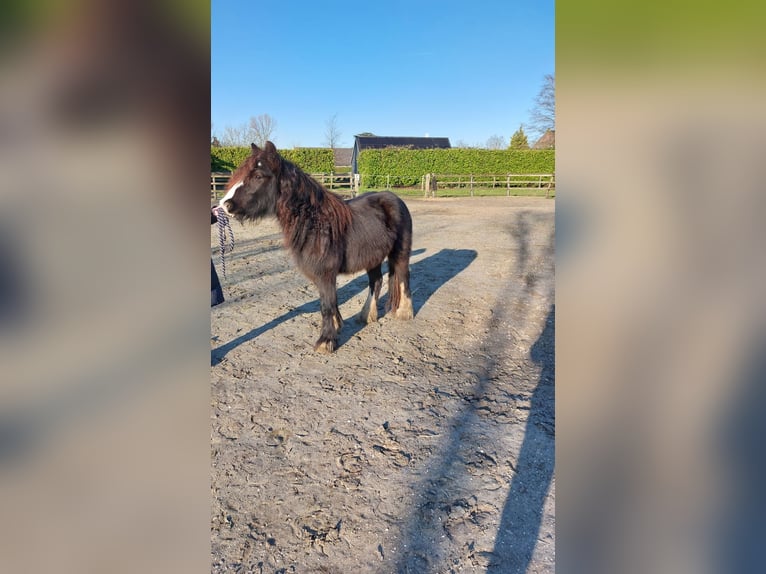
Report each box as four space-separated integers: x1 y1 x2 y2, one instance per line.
333 147 353 167
532 129 555 150
354 136 451 150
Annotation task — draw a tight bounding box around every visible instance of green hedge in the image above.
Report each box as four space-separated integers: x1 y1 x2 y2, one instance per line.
283 148 335 173
211 147 335 173
358 148 555 187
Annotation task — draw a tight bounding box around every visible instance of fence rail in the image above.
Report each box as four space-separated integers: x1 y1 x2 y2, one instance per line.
420 173 555 197
211 172 355 201
211 171 555 201
210 172 230 200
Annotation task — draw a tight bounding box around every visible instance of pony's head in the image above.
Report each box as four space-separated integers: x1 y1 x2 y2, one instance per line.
219 141 281 221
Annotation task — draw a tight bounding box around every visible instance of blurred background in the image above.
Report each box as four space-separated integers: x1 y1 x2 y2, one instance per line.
557 1 766 573
0 0 210 572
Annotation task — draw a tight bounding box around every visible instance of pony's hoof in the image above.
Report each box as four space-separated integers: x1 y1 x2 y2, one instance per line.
357 307 378 324
314 339 336 354
395 301 414 320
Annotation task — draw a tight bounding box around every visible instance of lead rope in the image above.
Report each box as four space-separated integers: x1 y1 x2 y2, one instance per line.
216 209 235 279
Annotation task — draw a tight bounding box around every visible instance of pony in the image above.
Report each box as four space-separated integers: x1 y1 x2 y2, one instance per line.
218 141 413 353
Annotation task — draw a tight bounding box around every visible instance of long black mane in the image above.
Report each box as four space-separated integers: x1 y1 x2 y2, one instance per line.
275 157 352 255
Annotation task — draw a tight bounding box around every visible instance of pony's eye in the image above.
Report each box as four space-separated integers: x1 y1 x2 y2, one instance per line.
257 161 263 167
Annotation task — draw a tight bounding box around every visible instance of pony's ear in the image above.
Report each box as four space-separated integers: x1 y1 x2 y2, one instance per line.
250 143 259 152
264 141 277 155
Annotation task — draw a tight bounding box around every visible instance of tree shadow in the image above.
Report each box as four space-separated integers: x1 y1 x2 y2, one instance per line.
211 248 476 363
391 211 554 572
390 305 554 573
488 305 555 573
715 328 766 574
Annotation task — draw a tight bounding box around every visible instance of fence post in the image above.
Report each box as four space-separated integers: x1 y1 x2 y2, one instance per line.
470 174 474 197
424 173 430 197
506 174 510 196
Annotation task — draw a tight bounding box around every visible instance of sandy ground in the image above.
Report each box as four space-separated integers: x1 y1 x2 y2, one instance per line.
210 196 555 573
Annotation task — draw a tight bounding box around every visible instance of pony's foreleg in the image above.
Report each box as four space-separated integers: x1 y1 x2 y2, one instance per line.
314 278 342 354
358 265 383 324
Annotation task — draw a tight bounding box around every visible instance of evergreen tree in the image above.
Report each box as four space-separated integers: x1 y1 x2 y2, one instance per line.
509 126 530 149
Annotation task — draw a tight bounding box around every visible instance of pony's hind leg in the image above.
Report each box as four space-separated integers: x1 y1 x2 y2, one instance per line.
358 265 383 324
314 277 342 353
387 252 413 320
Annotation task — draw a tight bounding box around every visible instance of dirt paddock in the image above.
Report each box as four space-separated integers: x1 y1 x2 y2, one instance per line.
211 196 555 573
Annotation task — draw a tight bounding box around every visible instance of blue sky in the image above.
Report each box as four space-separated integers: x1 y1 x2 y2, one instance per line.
211 0 554 148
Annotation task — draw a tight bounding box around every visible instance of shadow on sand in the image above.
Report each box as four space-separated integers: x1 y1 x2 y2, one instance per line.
211 248 477 363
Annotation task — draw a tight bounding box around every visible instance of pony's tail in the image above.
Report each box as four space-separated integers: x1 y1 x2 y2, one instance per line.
387 248 413 320
386 197 413 320
388 270 402 311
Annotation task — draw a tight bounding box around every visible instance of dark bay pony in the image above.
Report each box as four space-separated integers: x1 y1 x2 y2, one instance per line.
218 141 413 353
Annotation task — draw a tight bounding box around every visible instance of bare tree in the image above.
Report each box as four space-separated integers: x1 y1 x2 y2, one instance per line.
528 74 555 140
324 113 342 149
220 124 247 146
219 115 278 146
247 114 277 147
486 134 505 150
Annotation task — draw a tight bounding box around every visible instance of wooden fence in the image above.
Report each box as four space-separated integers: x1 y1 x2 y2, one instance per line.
420 173 555 197
210 172 230 200
211 172 355 201
211 172 555 201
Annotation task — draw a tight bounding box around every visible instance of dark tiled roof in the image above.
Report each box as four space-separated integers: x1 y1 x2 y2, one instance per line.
354 136 451 150
333 148 353 166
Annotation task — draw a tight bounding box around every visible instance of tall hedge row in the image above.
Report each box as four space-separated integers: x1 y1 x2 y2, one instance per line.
211 147 334 173
211 147 555 189
358 148 555 187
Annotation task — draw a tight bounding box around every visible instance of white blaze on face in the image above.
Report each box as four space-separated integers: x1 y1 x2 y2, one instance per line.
219 180 244 214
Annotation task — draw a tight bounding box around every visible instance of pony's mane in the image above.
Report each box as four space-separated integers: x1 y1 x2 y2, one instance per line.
275 156 352 251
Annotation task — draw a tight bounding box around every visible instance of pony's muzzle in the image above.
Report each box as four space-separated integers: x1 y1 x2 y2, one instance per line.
219 180 244 216
218 198 233 215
